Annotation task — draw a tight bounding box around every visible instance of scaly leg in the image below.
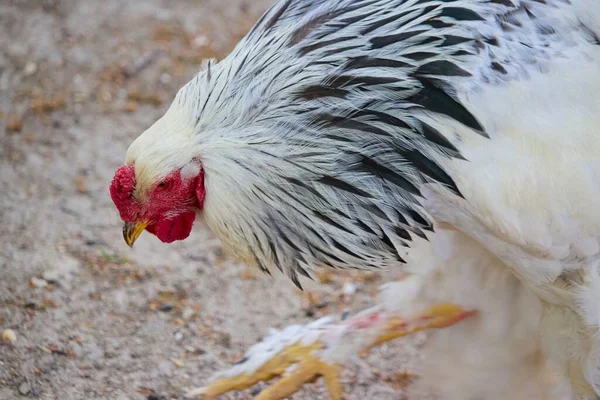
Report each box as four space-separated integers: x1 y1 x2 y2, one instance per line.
185 303 475 400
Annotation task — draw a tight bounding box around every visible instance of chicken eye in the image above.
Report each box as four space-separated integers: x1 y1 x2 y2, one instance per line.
157 181 167 189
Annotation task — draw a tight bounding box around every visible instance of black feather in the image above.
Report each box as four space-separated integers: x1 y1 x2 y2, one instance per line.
313 113 393 137
441 35 473 46
331 238 361 260
408 209 433 230
350 154 421 196
317 176 374 198
439 7 485 21
345 56 411 70
360 203 390 220
299 36 357 55
419 120 462 155
407 76 485 133
370 30 427 49
415 60 472 77
404 52 437 61
360 9 414 36
423 19 454 28
312 209 355 234
298 85 349 100
393 226 412 241
329 74 401 87
290 270 303 290
401 148 462 196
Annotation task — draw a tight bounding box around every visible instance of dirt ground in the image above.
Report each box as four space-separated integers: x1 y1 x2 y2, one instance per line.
0 1 427 399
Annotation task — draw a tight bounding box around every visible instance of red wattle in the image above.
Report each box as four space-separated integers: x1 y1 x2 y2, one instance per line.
148 211 196 243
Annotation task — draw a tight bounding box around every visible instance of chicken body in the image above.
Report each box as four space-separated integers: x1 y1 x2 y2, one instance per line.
113 0 600 397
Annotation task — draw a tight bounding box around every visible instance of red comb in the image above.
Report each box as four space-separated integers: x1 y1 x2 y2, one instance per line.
110 165 137 220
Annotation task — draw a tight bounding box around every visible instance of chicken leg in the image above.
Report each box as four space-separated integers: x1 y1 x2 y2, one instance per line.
186 229 558 400
185 302 475 400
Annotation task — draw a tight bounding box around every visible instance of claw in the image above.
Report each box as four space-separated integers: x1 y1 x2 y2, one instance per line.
186 303 476 400
186 341 342 400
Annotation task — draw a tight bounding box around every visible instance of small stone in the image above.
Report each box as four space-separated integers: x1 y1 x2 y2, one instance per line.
74 74 84 86
69 341 83 357
240 267 255 280
30 277 48 288
192 35 209 47
2 329 17 344
171 358 184 367
174 332 184 342
74 175 88 193
38 345 52 354
159 73 171 84
157 360 173 376
41 257 80 284
181 306 194 320
18 381 31 395
6 115 22 133
23 62 37 76
217 332 231 348
85 342 103 361
123 102 137 113
316 271 336 284
342 282 357 296
42 269 60 283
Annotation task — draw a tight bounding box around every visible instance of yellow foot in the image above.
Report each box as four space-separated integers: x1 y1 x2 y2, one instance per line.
364 303 477 354
186 341 343 400
185 303 475 400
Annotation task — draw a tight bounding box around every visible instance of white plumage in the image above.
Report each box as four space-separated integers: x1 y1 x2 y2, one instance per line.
121 0 600 398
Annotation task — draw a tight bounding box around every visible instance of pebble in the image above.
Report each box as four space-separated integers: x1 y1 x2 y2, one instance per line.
42 256 81 284
42 269 60 283
159 73 171 84
192 35 209 47
217 332 231 348
30 277 48 288
85 342 103 361
23 62 37 76
18 381 31 395
181 306 194 320
157 360 173 376
171 358 184 367
2 329 17 344
342 282 357 296
70 341 83 357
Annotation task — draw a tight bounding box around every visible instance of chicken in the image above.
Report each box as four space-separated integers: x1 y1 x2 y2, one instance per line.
109 0 600 398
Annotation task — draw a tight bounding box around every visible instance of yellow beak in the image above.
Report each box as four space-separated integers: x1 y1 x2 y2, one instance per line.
123 221 149 247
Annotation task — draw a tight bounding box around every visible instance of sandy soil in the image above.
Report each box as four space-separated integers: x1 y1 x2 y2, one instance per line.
0 1 426 399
